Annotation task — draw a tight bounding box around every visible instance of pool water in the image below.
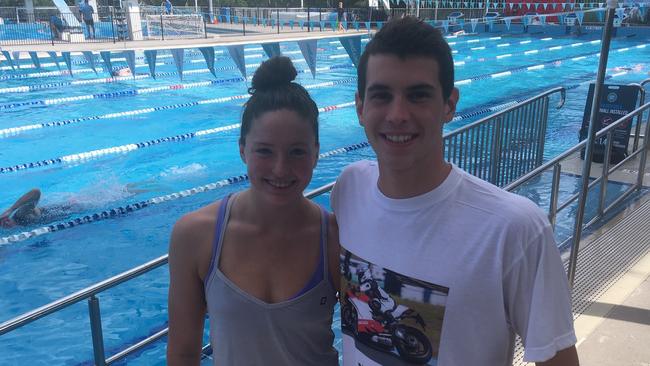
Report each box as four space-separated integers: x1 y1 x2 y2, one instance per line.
1 31 649 365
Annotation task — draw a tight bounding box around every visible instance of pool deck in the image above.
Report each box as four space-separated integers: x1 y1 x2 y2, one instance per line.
0 27 368 55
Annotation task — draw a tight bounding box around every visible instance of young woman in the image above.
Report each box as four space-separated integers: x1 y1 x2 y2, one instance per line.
167 56 340 365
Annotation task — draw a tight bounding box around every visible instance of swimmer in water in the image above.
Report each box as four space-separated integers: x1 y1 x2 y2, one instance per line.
112 67 132 77
0 189 75 228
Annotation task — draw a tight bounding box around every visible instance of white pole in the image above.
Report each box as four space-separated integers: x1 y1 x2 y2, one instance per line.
195 0 198 13
209 0 214 20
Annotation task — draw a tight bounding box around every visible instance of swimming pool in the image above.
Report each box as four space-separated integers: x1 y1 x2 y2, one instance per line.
1 30 649 365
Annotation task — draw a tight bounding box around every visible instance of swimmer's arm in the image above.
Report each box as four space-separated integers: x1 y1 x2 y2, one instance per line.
536 346 579 366
167 215 207 366
327 213 341 293
1 189 40 219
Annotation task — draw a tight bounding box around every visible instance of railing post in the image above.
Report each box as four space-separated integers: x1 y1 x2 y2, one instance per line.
548 163 561 229
599 132 613 216
319 8 322 31
637 109 650 189
160 13 165 40
111 7 116 43
490 117 503 185
205 16 208 38
277 8 280 34
632 87 645 151
243 15 246 35
88 295 107 366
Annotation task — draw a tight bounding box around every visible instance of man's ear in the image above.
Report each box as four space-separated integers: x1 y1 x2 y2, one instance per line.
239 143 246 164
355 92 364 126
443 87 460 123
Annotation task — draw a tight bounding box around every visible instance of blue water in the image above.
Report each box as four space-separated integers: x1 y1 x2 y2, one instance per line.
1 31 649 365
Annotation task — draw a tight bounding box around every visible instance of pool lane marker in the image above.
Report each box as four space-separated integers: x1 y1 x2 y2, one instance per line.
452 42 649 86
0 142 372 246
0 61 350 111
0 71 355 138
0 60 353 95
457 39 600 65
0 95 357 174
0 88 559 175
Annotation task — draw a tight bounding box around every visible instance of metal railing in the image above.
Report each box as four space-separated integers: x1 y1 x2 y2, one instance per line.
445 87 565 187
506 88 650 250
0 87 567 364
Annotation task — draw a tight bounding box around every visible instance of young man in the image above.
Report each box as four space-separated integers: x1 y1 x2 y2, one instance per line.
331 17 579 365
79 0 95 39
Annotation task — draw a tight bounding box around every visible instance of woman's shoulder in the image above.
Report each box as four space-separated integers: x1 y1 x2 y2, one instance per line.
170 201 222 248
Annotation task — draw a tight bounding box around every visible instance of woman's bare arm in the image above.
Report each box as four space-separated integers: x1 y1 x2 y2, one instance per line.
167 214 209 366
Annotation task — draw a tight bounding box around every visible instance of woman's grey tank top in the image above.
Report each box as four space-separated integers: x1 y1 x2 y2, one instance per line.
203 194 339 365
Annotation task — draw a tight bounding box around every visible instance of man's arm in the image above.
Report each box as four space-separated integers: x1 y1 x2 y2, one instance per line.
537 346 579 366
0 189 41 219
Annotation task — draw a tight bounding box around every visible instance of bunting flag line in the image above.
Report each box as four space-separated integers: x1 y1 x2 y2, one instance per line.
262 42 281 58
297 39 318 78
576 11 584 25
144 50 158 78
471 18 478 32
171 49 185 80
504 17 512 29
28 52 41 69
339 35 362 67
100 51 113 77
227 45 247 79
198 47 216 78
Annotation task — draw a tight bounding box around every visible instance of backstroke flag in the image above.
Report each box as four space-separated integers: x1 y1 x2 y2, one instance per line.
28 51 41 69
339 35 362 67
123 50 136 77
262 42 281 58
100 51 113 77
228 45 247 79
198 47 216 78
171 48 185 80
298 39 318 78
1 51 15 70
62 52 73 76
144 50 157 78
47 51 61 70
82 51 97 74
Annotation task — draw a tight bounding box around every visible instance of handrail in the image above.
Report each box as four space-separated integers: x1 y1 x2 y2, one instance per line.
446 87 566 136
0 87 566 364
0 255 168 336
506 102 650 192
505 101 650 253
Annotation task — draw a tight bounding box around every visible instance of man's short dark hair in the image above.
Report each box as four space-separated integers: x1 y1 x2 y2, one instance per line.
357 17 455 101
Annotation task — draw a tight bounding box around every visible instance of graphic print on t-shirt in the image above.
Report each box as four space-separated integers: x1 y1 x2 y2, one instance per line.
340 249 449 365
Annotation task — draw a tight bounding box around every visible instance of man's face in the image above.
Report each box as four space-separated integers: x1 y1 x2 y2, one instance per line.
356 54 459 173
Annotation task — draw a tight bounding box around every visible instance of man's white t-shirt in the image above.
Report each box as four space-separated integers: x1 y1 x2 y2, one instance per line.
331 160 576 366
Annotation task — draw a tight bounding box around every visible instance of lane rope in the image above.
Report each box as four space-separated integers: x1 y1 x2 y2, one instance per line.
0 141 372 246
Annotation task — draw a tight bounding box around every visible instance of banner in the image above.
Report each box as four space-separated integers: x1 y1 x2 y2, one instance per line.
62 51 73 76
339 35 362 67
47 51 60 70
82 51 97 74
228 45 247 79
123 50 136 77
262 43 281 58
297 39 318 77
28 51 41 69
198 47 216 78
144 50 158 78
100 51 113 77
579 84 640 164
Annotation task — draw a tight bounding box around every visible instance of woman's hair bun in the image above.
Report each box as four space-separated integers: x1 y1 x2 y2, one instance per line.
250 56 297 93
